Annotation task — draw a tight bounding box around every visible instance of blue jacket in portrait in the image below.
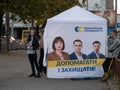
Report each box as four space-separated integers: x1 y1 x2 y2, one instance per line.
87 51 105 59
70 52 87 60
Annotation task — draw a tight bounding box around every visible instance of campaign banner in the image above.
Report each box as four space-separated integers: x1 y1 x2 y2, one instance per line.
47 59 105 78
46 22 107 78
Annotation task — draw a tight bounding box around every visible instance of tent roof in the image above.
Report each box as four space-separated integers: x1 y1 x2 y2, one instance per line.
48 5 107 22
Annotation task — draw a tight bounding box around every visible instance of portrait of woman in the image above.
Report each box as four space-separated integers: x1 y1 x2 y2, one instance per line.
47 37 69 61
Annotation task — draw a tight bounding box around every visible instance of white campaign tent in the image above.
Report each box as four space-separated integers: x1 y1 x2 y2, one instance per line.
43 5 107 78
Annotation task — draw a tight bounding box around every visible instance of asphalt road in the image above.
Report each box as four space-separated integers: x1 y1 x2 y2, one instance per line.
0 50 108 90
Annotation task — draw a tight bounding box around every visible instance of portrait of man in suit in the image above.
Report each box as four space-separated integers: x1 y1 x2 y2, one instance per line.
87 40 105 59
70 39 87 60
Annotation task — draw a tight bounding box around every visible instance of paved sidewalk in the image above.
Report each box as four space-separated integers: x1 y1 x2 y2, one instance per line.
0 50 108 90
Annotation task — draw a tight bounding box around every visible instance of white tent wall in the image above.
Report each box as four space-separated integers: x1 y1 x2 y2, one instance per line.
43 5 107 78
48 6 106 22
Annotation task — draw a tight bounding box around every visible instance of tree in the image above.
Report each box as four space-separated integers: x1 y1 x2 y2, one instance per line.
0 0 80 51
0 13 4 51
9 0 80 27
0 0 12 52
1 0 80 28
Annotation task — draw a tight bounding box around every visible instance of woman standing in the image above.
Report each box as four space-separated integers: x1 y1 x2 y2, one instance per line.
26 30 40 78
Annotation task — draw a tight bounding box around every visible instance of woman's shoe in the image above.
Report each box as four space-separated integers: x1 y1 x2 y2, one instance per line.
28 73 36 77
36 73 41 78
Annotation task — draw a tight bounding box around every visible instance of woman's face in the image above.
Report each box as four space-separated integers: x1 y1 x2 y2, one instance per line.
54 41 63 51
30 30 35 36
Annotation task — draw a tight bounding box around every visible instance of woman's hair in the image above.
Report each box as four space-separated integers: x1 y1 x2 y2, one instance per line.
27 30 36 41
52 37 65 50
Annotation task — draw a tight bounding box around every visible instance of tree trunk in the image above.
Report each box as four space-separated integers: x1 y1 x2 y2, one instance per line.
5 12 10 52
0 13 4 52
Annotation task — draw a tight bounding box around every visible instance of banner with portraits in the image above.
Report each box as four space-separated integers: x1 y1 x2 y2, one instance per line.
44 6 107 78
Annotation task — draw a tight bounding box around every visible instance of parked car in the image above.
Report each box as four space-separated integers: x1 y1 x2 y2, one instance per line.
1 36 26 50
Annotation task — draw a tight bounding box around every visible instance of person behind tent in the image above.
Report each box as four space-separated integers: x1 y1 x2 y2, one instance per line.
116 31 120 60
117 31 120 37
47 36 69 61
101 30 120 81
39 30 46 76
26 30 40 78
